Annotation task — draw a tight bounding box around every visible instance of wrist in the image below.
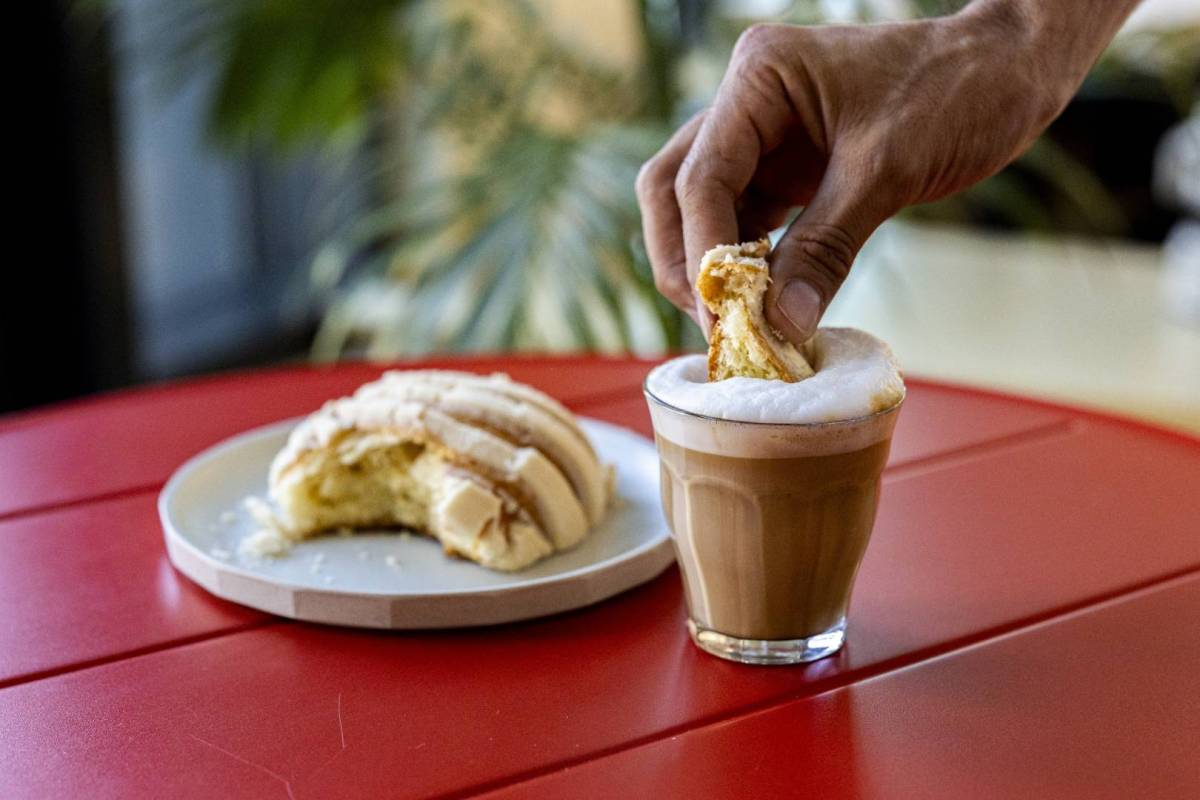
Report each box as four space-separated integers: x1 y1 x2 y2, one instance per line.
948 0 1081 128
955 0 1142 119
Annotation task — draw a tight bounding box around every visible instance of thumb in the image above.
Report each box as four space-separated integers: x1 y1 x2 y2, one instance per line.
764 157 894 345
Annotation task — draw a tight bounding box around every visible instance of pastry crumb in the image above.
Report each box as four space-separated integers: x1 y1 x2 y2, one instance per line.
236 496 295 558
238 527 292 558
242 496 282 528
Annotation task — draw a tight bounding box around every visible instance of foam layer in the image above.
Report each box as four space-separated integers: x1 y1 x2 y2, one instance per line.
646 328 905 425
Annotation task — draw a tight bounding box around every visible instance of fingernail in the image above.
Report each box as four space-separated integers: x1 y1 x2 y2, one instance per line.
777 281 822 338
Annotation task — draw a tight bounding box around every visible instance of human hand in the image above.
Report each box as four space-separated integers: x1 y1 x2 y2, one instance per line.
636 0 1138 343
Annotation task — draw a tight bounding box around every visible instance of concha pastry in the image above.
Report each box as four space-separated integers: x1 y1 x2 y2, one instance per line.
263 370 612 571
697 238 815 382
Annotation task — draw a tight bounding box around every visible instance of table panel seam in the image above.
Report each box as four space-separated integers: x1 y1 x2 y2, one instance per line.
0 619 282 691
0 483 164 526
438 562 1200 800
883 417 1079 483
903 377 1200 447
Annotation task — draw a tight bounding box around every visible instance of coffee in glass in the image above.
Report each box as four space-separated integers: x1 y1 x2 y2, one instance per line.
644 328 904 665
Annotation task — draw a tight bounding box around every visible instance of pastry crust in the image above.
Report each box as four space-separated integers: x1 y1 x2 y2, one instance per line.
697 239 815 382
264 372 611 571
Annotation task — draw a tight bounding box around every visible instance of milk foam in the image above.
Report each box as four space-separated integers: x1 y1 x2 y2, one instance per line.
646 328 904 424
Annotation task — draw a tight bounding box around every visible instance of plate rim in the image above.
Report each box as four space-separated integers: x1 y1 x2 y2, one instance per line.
159 415 674 614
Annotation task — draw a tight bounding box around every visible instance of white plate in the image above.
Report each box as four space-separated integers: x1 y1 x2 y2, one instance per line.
159 417 674 629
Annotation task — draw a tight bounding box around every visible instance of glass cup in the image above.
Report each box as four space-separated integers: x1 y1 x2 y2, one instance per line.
645 377 902 665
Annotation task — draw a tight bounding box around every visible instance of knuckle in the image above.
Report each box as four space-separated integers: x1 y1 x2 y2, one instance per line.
634 159 659 201
733 23 778 60
636 156 678 204
790 226 858 285
727 27 789 110
652 266 689 300
674 153 731 209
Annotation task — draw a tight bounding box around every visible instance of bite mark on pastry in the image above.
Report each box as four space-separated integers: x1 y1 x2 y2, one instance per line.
256 372 612 571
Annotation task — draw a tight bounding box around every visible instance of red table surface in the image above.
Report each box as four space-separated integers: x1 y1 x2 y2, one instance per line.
1 357 1197 799
477 574 1200 800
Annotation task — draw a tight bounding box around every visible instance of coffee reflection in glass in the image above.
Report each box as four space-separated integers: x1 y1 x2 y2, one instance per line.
645 384 902 665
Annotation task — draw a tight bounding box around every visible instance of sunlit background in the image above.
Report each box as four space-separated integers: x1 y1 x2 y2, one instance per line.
12 0 1199 432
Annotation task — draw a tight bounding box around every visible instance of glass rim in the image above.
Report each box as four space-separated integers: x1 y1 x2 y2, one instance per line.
642 375 904 429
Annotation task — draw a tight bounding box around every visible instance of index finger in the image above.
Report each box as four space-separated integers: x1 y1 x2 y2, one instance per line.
674 100 759 293
675 27 797 288
636 111 706 323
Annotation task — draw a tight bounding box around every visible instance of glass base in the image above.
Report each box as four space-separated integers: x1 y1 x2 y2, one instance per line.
687 617 846 665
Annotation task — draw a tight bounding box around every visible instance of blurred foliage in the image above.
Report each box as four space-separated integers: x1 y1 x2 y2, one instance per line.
311 124 676 357
131 0 1197 357
138 0 411 150
1091 25 1200 114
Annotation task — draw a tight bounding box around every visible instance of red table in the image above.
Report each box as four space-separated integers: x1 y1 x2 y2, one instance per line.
2 356 1197 799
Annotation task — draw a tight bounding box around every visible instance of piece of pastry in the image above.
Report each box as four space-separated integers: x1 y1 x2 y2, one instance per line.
260 371 612 571
696 239 815 382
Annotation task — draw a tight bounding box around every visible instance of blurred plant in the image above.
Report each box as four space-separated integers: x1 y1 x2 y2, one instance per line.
304 1 687 356
131 0 1197 358
141 0 690 356
1095 25 1200 115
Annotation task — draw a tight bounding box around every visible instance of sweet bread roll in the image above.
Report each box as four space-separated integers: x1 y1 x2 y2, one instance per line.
263 371 612 571
697 239 815 382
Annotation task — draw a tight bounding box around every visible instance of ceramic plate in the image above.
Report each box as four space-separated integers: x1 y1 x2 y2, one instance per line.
159 417 674 629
